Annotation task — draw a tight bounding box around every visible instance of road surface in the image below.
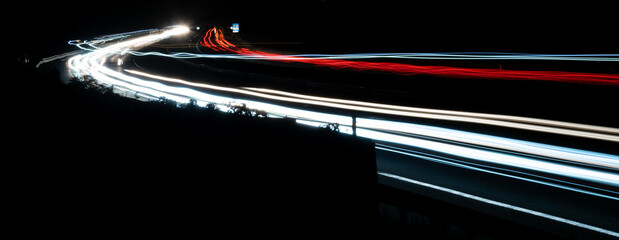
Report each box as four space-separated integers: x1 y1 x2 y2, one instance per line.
46 25 619 238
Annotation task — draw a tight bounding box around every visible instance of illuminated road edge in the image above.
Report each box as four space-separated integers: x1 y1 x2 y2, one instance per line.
378 172 619 237
65 26 618 235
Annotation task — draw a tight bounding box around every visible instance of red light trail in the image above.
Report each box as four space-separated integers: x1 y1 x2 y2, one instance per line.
200 27 619 85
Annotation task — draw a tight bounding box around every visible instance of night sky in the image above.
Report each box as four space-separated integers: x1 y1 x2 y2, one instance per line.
16 0 619 59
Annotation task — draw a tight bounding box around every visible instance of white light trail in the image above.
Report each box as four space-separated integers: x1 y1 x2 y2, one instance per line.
376 144 618 200
65 26 619 199
361 128 619 187
378 172 619 237
356 118 619 170
123 70 619 143
241 87 619 136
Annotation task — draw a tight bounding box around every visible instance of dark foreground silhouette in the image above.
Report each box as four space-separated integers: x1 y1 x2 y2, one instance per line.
8 64 578 239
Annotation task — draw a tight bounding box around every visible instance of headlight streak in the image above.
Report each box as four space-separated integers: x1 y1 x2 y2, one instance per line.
356 118 619 171
358 128 619 188
378 172 619 238
199 27 619 85
122 70 619 143
66 26 619 202
241 87 619 137
111 68 619 174
376 144 618 201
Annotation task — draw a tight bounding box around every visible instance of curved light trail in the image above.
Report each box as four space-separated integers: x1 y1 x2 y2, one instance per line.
63 26 618 233
200 27 619 85
130 50 619 62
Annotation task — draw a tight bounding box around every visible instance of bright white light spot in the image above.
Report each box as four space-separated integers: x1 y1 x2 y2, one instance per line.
167 25 190 35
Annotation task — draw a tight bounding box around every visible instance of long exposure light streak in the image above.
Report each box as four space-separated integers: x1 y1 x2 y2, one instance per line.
357 118 619 171
241 87 619 136
359 128 619 188
378 172 619 237
124 69 619 143
200 27 619 85
376 144 618 200
114 67 619 178
66 26 619 202
130 51 619 62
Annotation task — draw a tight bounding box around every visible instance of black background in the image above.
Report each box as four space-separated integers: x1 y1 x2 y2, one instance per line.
15 0 619 58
